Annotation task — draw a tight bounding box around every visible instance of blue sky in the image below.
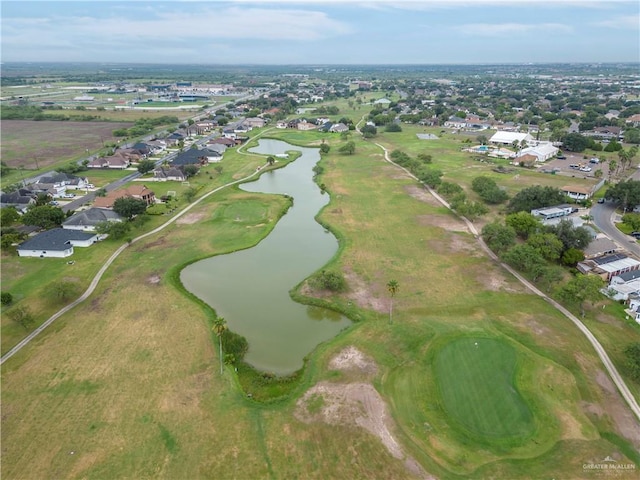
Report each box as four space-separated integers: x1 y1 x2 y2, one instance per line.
1 1 639 64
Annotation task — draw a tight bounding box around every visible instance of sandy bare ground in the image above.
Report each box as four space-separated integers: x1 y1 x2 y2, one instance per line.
176 212 206 225
295 347 434 479
343 270 387 314
404 185 442 208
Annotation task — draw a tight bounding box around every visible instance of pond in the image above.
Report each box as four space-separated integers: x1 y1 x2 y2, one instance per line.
180 139 351 375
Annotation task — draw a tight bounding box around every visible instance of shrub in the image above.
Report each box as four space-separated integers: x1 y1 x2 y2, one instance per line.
311 270 347 292
1 291 13 306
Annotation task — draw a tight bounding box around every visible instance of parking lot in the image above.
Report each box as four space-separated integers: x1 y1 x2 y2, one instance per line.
541 152 607 179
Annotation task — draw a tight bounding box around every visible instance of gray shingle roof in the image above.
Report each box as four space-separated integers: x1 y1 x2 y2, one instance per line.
18 228 96 251
62 208 122 227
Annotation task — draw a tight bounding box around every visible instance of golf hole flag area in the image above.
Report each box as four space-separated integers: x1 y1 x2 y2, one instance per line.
434 337 534 439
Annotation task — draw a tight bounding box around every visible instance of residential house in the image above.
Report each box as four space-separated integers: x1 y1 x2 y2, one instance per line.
0 190 36 212
562 185 592 201
577 253 640 281
530 204 574 221
88 153 131 169
153 167 187 182
583 235 619 259
222 128 237 139
233 124 250 135
62 208 123 232
297 121 316 131
244 117 266 129
625 114 640 128
606 271 640 301
171 149 209 167
329 123 349 133
444 116 467 129
583 126 623 141
276 121 288 129
209 137 236 148
17 228 99 258
93 185 156 209
37 172 89 191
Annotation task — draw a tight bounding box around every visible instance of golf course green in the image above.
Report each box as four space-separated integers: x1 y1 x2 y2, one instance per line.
434 337 533 439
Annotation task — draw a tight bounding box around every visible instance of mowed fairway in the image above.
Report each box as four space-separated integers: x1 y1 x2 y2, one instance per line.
434 337 533 439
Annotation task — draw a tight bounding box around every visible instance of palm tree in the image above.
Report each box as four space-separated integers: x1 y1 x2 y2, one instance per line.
213 317 227 375
386 280 399 324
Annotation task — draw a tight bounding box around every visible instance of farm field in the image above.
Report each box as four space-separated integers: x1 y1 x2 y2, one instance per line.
1 128 639 479
0 120 132 171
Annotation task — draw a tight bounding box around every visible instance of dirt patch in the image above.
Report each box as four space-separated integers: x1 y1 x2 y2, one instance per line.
384 165 413 181
295 382 432 479
135 235 167 251
416 214 468 233
404 185 441 207
329 346 378 377
295 348 434 479
343 269 387 314
147 275 161 285
592 370 640 446
176 212 206 225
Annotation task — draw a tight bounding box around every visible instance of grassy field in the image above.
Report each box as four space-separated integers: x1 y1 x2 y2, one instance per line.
1 120 132 171
2 125 639 479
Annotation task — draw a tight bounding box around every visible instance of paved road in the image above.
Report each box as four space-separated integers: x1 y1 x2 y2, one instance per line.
370 137 640 423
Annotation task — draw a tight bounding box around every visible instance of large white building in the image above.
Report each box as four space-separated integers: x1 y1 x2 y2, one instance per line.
517 142 559 162
489 131 533 145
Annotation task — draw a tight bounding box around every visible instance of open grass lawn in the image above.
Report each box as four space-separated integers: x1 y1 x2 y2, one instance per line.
433 337 534 440
2 125 639 479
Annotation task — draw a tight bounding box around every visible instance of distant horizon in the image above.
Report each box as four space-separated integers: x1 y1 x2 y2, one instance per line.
2 1 638 65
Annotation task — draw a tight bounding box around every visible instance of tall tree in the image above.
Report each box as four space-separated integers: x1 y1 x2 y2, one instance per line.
557 274 604 317
22 205 65 229
213 317 227 375
112 197 147 220
386 280 399 325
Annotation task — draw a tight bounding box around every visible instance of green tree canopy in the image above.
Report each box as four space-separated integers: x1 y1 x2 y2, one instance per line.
22 205 65 229
605 180 640 212
137 159 156 174
338 141 356 155
557 274 604 316
527 232 564 262
502 243 547 280
481 222 516 254
471 176 509 204
112 197 148 220
507 185 567 214
505 211 541 239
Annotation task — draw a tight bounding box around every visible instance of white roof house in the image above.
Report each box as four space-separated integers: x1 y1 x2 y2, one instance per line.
489 131 533 145
517 142 559 162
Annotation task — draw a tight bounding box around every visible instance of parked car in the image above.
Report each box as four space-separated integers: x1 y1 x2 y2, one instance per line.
557 155 567 160
597 198 605 204
631 232 640 239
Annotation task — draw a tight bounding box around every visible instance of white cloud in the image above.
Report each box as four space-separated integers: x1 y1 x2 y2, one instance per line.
592 14 640 28
458 22 573 36
2 6 352 47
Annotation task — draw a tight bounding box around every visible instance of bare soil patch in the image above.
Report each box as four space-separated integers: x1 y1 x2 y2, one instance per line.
1 120 132 168
296 347 433 479
416 214 468 233
176 212 206 225
404 185 441 208
593 369 640 446
329 346 378 378
343 269 387 314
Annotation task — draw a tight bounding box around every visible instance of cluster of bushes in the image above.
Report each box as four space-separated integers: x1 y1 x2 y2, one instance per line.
389 150 439 184
471 176 509 204
482 213 591 286
310 270 347 292
113 115 179 137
